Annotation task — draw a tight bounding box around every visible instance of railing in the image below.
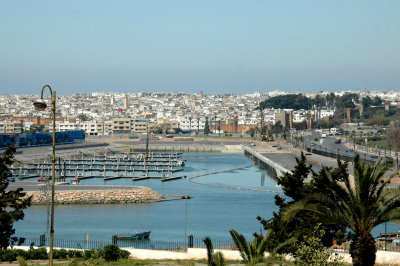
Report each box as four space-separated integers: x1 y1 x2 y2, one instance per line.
12 235 400 253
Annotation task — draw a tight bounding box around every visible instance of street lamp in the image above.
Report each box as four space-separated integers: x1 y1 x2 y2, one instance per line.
182 195 192 251
33 84 56 266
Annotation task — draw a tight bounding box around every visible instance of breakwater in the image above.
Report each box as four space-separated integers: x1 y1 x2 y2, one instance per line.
24 187 163 205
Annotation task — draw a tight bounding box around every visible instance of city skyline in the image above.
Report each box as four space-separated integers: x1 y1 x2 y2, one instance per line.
1 1 400 95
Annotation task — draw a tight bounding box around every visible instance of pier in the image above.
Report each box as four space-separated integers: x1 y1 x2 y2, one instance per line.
241 145 289 178
11 151 187 183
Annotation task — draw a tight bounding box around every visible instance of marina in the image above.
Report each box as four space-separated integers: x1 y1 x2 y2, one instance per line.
11 151 186 183
10 149 400 245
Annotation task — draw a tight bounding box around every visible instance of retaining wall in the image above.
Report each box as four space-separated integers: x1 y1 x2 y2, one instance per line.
24 187 162 204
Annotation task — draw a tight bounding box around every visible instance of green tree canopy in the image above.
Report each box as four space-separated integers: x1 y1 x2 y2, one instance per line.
204 117 210 135
283 156 400 266
0 146 31 249
257 153 346 254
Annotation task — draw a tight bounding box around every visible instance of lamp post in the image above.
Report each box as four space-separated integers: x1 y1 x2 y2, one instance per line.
33 85 56 266
182 195 192 251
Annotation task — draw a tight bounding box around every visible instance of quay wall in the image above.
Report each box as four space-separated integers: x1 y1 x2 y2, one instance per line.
24 187 163 205
132 145 242 153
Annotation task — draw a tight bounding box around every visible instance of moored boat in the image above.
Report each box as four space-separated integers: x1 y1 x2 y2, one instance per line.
113 231 151 240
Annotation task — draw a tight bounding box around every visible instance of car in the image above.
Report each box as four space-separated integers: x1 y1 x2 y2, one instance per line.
371 155 378 159
201 138 208 141
349 148 354 152
250 143 256 146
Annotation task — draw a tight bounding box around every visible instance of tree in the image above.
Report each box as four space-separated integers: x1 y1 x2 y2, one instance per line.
189 117 193 132
371 96 383 106
295 224 342 266
283 156 400 266
204 117 210 135
77 114 89 121
203 237 225 266
229 229 269 264
24 125 45 134
257 153 346 254
387 120 400 169
361 96 372 108
233 116 238 134
0 146 32 249
247 127 255 138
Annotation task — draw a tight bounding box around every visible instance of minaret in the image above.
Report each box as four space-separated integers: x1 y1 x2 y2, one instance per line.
124 94 128 109
110 94 115 105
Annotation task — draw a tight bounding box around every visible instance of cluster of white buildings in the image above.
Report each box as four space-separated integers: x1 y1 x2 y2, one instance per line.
0 90 399 136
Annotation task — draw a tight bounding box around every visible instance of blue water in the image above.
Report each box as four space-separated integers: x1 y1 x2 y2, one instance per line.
14 153 399 243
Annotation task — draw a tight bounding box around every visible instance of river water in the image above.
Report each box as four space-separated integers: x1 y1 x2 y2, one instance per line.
14 152 399 243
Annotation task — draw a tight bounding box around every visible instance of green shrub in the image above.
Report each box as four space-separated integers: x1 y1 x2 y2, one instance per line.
90 247 104 259
16 256 28 266
119 249 130 259
53 249 68 259
14 249 27 259
30 248 48 260
83 249 94 259
0 249 17 262
67 249 84 258
103 244 121 261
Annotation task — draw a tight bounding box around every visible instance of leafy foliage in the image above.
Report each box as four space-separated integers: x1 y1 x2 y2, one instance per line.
203 237 225 266
257 153 346 254
295 224 342 266
259 92 381 111
283 156 400 266
229 229 271 264
260 94 313 110
204 117 210 135
0 146 31 250
104 244 122 261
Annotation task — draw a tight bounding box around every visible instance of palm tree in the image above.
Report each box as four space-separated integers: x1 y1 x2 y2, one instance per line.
229 229 268 264
283 157 400 266
229 229 291 264
203 237 225 266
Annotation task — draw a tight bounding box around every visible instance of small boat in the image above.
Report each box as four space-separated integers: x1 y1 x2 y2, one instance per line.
71 178 80 185
113 231 151 240
36 178 47 182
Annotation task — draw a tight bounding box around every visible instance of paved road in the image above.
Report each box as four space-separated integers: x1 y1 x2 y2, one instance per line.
261 152 323 172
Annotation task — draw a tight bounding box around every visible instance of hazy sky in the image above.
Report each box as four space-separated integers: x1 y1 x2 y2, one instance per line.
0 1 399 95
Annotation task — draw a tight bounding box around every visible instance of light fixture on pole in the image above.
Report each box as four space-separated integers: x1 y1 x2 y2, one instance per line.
182 195 192 251
33 84 56 266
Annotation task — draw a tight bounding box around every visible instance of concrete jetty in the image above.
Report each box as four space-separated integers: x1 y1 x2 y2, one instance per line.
241 144 290 178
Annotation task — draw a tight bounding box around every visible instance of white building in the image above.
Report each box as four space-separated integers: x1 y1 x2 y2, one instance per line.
54 120 79 132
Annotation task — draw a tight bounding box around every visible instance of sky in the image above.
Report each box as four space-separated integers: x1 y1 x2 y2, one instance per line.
0 0 399 95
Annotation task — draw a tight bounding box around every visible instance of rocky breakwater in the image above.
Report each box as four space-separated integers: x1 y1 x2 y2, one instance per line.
24 187 163 204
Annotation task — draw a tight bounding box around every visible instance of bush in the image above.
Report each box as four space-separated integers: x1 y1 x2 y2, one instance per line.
67 249 83 258
53 249 68 259
119 249 130 259
84 249 94 259
30 248 48 260
104 244 120 261
0 249 17 262
14 249 28 259
16 256 28 266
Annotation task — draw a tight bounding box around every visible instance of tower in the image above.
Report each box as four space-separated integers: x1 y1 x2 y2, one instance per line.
110 94 114 105
123 94 128 109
